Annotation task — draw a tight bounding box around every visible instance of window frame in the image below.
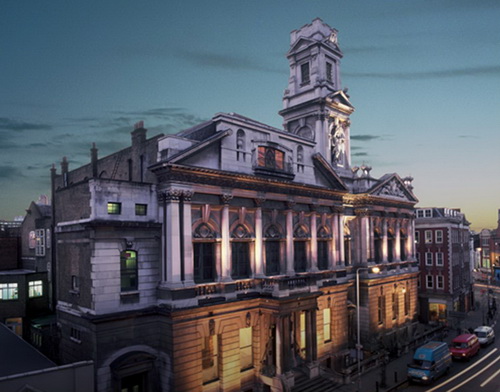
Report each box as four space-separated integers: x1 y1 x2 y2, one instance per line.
0 283 18 300
425 252 433 266
107 202 122 215
120 250 138 292
435 230 443 243
436 252 444 266
425 230 433 244
239 327 253 371
323 308 331 342
300 62 310 85
426 275 434 289
28 280 43 298
35 229 45 256
135 203 147 216
436 275 444 289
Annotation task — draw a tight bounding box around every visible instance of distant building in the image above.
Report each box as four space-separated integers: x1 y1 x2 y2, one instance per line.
415 207 472 325
477 210 500 281
52 19 419 392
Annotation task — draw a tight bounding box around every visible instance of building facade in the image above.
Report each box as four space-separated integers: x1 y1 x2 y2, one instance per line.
478 210 500 280
415 207 472 326
53 19 419 392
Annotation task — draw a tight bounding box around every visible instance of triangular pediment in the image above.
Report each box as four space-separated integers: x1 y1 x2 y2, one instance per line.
369 173 418 203
287 37 316 56
327 90 354 111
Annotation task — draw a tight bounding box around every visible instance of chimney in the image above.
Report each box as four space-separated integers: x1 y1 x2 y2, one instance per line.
61 157 69 187
132 121 147 147
91 143 98 178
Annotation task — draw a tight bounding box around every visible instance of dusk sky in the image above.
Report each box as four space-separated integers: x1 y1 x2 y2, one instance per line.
1 1 499 231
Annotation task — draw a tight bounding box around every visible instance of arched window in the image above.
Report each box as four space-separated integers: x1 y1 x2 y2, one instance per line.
294 225 309 272
120 250 138 292
231 224 251 279
317 226 330 270
193 223 217 283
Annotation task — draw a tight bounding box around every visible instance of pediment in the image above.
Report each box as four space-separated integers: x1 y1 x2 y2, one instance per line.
328 90 354 111
287 37 316 56
369 174 418 203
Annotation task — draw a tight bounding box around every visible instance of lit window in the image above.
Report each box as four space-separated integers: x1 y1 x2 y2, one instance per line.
28 280 43 298
425 230 432 244
135 204 147 216
240 327 253 370
120 250 138 291
436 252 443 266
435 230 443 243
202 335 219 384
35 229 45 256
107 202 121 214
0 283 18 300
425 253 433 266
257 146 284 171
426 275 433 289
300 312 306 356
323 308 331 342
300 62 310 84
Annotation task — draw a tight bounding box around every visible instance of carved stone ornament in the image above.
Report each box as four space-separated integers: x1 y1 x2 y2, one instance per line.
294 225 309 239
182 190 194 202
193 223 216 239
231 224 251 239
164 189 182 201
379 180 406 198
265 225 281 239
318 226 330 239
221 194 233 205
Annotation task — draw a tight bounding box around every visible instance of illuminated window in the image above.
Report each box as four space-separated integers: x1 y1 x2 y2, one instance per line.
28 280 43 298
0 283 18 300
120 250 138 292
425 230 432 244
425 252 433 266
323 308 331 342
35 229 45 256
135 204 147 216
239 327 253 370
107 202 121 214
436 252 443 266
300 312 306 357
202 335 219 384
435 230 443 243
257 146 284 171
301 62 310 84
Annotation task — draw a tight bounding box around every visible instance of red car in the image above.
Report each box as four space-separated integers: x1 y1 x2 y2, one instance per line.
450 334 480 361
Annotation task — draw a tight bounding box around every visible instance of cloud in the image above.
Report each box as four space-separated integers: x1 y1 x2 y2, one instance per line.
0 166 25 179
0 117 52 131
174 49 283 73
344 65 500 80
352 152 369 157
351 134 381 141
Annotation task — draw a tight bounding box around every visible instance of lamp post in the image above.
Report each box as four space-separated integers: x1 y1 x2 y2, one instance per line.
356 266 380 391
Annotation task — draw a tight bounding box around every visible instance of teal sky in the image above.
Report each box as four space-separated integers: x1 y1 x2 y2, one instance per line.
1 0 499 231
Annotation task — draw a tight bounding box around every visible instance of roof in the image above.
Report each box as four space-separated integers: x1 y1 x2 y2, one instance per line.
0 323 55 377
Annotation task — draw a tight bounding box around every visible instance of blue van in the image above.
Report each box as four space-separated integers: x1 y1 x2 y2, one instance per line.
407 341 451 384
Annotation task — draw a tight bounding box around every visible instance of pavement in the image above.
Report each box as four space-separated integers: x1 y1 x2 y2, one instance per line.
333 301 499 392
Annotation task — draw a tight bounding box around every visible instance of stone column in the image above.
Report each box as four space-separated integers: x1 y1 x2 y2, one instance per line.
254 198 264 277
356 209 369 265
159 193 167 283
382 218 388 263
369 217 375 262
310 207 318 271
182 191 194 284
276 316 284 375
339 214 345 265
331 212 339 268
165 189 182 286
395 219 401 262
221 194 232 281
408 219 415 258
286 201 295 275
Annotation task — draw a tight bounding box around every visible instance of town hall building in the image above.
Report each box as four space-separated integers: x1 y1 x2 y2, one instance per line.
52 19 419 392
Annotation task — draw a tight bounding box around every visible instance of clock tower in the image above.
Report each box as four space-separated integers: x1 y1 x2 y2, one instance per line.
279 18 354 178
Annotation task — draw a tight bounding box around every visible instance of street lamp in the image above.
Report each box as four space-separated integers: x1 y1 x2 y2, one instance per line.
356 266 380 391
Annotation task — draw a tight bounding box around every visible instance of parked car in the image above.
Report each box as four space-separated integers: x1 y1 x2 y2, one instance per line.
450 334 480 361
407 341 451 384
474 326 495 346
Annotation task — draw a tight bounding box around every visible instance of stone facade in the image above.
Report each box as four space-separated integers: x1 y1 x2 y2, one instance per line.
53 19 419 392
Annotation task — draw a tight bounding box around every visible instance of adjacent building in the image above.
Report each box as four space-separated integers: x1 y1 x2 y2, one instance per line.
478 210 500 281
415 207 473 326
52 19 419 392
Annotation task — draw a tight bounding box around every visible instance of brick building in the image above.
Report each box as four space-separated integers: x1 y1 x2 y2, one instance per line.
52 19 419 392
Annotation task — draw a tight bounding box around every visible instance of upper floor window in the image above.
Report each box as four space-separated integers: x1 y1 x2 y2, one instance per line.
326 62 333 82
414 231 420 244
436 275 444 289
135 204 147 216
424 209 432 217
425 252 433 266
300 62 310 85
35 229 45 256
120 250 138 292
28 280 43 298
257 146 284 171
107 202 121 215
416 210 424 218
0 283 18 300
426 275 433 289
482 238 489 247
237 129 246 162
425 230 432 244
436 252 444 266
435 230 443 243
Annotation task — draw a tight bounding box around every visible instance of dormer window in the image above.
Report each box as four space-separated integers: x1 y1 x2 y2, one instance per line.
258 146 284 170
300 62 310 85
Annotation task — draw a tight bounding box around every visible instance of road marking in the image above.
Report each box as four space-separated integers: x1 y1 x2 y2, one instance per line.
445 355 500 391
425 348 498 392
480 367 500 387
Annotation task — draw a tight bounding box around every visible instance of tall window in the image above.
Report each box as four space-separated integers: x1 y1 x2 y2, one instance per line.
294 241 307 272
426 275 433 289
374 231 382 262
436 252 444 266
0 283 18 300
425 230 433 244
387 232 394 262
326 62 333 82
317 239 329 270
29 231 36 249
377 288 384 324
436 275 444 289
435 230 443 243
120 250 138 292
300 62 310 84
300 312 306 357
425 252 433 266
404 283 410 316
202 335 219 384
239 327 253 370
194 242 216 283
392 290 398 320
265 229 281 276
257 146 284 170
107 202 121 215
415 231 420 244
28 280 43 298
35 229 45 256
231 241 250 279
323 308 331 342
400 231 406 261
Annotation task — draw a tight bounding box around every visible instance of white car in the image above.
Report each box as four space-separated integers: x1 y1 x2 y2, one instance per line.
474 326 495 346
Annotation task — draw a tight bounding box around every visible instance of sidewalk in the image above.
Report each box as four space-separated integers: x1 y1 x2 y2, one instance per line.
333 306 497 392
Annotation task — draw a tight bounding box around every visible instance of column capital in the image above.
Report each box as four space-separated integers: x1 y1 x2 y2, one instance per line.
354 208 370 217
254 197 266 207
286 200 296 210
221 193 233 205
182 190 194 202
